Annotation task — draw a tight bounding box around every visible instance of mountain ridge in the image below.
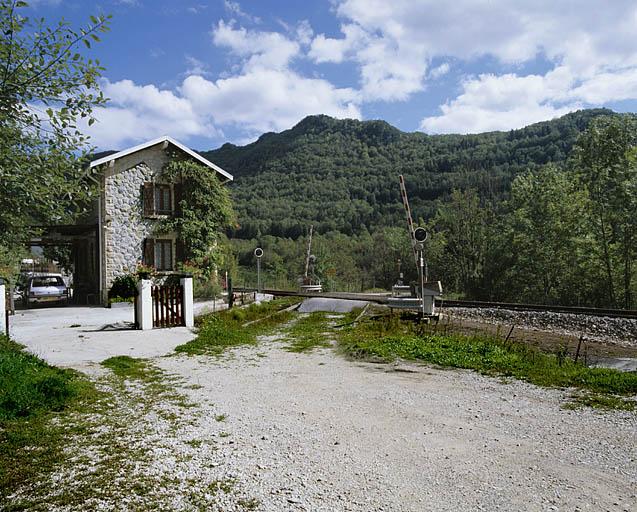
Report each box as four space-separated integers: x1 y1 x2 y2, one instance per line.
201 109 613 179
199 108 628 240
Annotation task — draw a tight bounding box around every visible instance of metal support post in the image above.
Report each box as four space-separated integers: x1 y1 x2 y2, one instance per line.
254 247 263 294
419 249 425 318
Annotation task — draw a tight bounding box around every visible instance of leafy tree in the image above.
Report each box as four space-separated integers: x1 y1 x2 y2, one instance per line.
209 109 635 307
571 115 637 307
432 189 495 298
205 110 613 242
366 227 415 290
0 0 110 275
504 165 591 304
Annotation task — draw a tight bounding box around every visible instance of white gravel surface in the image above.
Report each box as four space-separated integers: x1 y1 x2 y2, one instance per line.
151 335 636 511
7 307 637 511
8 302 217 368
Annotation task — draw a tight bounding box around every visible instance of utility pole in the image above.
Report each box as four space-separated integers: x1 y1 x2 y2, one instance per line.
304 225 314 280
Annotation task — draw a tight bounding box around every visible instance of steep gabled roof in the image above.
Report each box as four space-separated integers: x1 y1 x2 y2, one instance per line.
89 135 233 182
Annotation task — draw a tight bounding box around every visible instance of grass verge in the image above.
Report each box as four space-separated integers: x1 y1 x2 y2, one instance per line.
101 355 196 411
0 335 100 504
0 336 91 421
337 316 637 410
283 312 331 353
175 297 300 356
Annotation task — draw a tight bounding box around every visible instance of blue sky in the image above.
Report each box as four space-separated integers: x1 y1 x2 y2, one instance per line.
28 0 637 151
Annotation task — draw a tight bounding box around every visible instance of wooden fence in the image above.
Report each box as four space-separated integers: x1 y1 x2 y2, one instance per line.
152 284 184 328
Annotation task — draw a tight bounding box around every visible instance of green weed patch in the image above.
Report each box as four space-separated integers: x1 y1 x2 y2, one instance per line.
564 393 636 411
283 312 332 353
337 317 637 405
101 355 164 384
175 298 299 356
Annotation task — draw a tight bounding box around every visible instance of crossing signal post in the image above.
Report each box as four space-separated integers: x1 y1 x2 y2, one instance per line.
414 227 428 318
254 247 263 293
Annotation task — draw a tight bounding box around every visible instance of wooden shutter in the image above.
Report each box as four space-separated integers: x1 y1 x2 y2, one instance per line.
143 238 155 267
173 183 183 216
175 237 185 264
143 182 155 216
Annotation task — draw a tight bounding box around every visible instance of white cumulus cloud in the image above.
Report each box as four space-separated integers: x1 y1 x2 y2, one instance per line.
420 72 577 134
84 79 215 149
181 71 360 135
88 1 637 146
318 0 637 130
212 20 299 70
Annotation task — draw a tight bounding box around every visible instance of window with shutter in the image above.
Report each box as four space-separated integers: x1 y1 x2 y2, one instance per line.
143 238 173 270
154 239 173 270
175 237 185 263
173 183 183 216
154 184 172 214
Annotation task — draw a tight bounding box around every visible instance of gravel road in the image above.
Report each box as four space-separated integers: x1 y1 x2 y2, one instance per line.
152 328 636 511
8 311 636 511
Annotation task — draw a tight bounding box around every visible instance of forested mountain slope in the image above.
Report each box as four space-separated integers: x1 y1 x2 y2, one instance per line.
201 108 617 240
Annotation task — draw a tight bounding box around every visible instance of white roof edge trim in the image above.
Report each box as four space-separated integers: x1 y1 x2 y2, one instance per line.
89 135 233 181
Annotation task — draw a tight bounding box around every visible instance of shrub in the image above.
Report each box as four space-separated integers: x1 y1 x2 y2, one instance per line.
108 273 137 300
194 277 223 299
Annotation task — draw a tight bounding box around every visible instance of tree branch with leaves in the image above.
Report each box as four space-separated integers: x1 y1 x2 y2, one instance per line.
0 0 111 275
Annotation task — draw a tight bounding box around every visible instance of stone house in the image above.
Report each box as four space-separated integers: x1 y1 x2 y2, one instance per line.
88 136 233 304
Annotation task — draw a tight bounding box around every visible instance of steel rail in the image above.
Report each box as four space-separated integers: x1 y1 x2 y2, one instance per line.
435 299 637 319
234 287 637 319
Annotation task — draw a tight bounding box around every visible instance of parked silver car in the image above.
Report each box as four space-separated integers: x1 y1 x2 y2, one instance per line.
24 274 70 307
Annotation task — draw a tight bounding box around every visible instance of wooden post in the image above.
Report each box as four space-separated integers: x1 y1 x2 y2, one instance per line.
574 335 584 363
153 286 160 328
505 324 515 343
169 286 174 326
159 286 169 327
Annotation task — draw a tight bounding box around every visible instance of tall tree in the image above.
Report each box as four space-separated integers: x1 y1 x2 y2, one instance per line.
505 165 590 304
571 115 637 308
433 189 495 298
0 0 110 271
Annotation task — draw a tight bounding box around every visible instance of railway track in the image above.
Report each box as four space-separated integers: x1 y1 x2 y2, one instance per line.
233 287 637 319
439 299 637 319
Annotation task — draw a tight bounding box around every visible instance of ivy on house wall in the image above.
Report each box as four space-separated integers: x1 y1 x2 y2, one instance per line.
161 159 236 278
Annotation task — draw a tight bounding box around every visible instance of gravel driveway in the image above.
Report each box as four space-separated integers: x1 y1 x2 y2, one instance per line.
8 301 222 369
7 307 636 511
151 335 636 511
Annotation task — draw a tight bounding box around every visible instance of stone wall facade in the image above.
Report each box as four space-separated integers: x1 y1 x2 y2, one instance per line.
100 144 176 302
